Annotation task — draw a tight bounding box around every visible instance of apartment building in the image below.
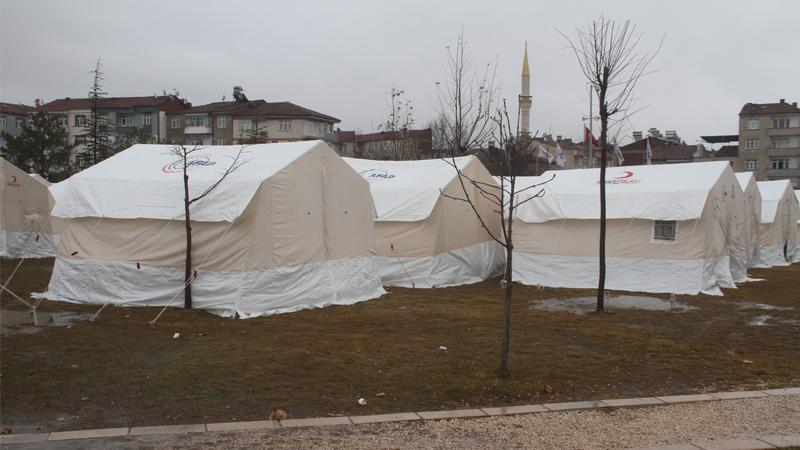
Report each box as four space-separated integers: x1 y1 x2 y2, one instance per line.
335 129 433 159
43 95 190 163
166 87 340 146
0 102 37 151
736 99 800 188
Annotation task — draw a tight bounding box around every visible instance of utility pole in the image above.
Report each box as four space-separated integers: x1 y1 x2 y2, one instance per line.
588 84 593 168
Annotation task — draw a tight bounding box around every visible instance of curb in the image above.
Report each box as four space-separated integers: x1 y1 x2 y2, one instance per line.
2 387 799 445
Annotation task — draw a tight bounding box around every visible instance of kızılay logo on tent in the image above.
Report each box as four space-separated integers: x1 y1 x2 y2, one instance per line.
602 170 641 184
162 155 217 173
361 169 396 180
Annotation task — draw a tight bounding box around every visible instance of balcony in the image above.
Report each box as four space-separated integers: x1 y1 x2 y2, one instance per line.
184 125 212 135
765 167 800 178
767 127 800 136
767 146 800 157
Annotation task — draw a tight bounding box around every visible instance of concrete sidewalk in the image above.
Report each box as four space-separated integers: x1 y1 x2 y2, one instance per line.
2 388 799 449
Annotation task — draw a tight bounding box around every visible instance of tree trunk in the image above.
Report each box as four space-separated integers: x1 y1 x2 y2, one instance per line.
499 190 514 379
499 245 513 379
596 70 609 312
183 170 193 309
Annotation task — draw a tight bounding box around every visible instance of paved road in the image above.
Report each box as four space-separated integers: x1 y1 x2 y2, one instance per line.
6 396 800 449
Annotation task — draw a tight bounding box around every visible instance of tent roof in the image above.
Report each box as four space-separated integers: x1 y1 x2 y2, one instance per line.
757 179 793 223
734 171 755 190
516 161 732 223
29 173 51 186
343 156 475 221
51 141 327 222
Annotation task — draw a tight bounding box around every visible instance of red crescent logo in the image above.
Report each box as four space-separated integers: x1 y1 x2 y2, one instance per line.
10 175 17 183
616 171 634 179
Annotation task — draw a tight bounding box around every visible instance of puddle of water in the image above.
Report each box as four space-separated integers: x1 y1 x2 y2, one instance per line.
529 295 698 314
736 302 793 311
1 309 93 336
748 315 771 326
746 315 800 327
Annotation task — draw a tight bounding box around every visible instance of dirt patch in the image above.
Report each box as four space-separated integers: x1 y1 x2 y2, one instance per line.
1 258 799 432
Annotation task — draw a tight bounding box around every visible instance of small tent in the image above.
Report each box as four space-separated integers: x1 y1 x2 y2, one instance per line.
343 156 504 288
755 180 799 267
513 162 745 295
39 141 385 317
734 172 762 274
0 157 57 258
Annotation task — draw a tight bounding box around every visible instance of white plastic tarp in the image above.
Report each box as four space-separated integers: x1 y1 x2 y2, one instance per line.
516 161 732 223
51 142 322 222
343 156 473 221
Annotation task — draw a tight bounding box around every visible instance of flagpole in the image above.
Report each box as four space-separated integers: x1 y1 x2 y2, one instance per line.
588 84 593 168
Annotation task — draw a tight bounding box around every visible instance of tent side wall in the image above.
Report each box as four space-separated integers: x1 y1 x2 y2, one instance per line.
757 183 798 267
372 157 504 287
0 158 57 258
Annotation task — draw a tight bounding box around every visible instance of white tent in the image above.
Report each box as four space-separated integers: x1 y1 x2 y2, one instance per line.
734 172 762 274
344 156 504 288
795 190 800 263
513 162 745 295
755 180 799 267
38 141 386 317
0 158 58 258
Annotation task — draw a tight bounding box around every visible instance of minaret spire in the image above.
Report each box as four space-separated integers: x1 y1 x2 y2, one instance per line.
519 42 532 136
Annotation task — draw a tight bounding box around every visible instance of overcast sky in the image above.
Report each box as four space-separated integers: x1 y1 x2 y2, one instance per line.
2 0 798 145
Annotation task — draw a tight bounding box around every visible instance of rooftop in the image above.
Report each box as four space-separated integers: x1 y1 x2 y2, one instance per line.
739 99 800 116
43 95 189 113
0 102 37 116
184 100 340 123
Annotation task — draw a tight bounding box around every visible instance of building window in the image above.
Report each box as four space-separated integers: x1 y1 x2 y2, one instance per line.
279 120 292 131
769 137 792 149
75 115 86 127
237 121 252 132
746 119 760 130
653 220 677 242
217 117 227 128
118 114 132 127
16 117 26 128
772 118 790 129
0 116 6 127
74 135 85 145
186 115 206 127
188 137 204 146
745 159 757 170
745 139 759 151
171 118 181 129
214 137 225 145
770 158 789 170
57 116 68 127
143 114 152 126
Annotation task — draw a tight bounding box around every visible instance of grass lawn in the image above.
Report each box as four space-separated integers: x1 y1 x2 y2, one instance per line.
1 258 799 432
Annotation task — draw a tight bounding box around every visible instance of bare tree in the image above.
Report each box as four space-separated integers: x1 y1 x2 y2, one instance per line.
435 32 498 154
374 87 416 160
443 99 553 379
171 144 248 309
559 16 661 312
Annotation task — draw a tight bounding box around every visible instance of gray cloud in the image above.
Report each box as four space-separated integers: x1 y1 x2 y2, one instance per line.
2 0 798 144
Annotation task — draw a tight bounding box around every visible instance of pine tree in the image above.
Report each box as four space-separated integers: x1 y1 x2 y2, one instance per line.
80 59 114 167
1 108 74 181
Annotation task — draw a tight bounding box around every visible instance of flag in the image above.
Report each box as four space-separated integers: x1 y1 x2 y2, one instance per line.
555 143 566 167
614 141 624 165
537 145 554 164
645 138 652 165
584 127 599 147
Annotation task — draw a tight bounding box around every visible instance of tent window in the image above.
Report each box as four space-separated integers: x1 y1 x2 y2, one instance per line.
653 220 677 242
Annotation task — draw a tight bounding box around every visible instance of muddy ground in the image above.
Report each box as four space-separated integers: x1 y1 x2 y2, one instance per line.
1 258 798 432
